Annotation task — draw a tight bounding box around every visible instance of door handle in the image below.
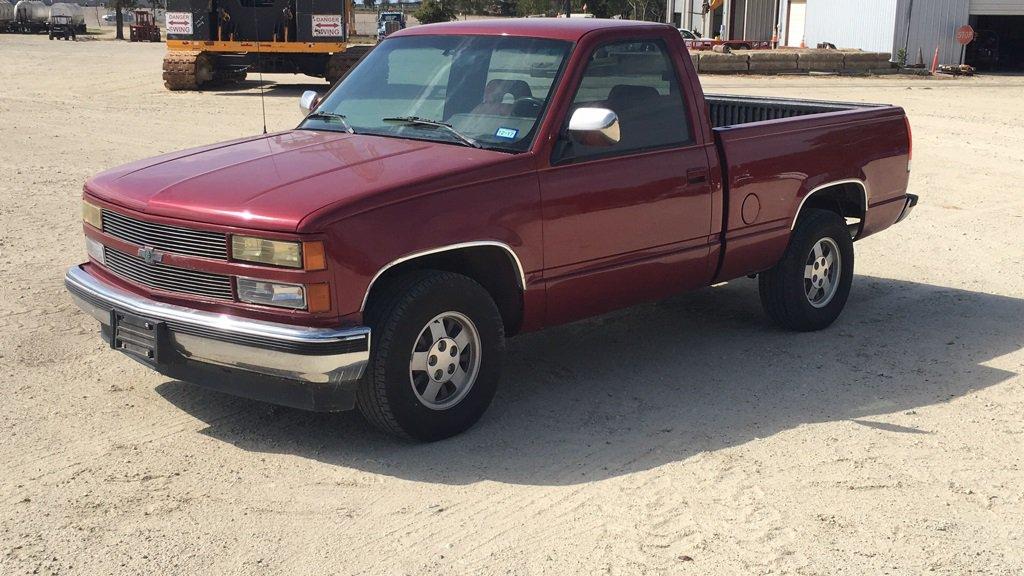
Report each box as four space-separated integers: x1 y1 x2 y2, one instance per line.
686 168 708 185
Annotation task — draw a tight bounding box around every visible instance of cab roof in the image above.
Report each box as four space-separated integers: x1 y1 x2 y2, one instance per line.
391 18 673 42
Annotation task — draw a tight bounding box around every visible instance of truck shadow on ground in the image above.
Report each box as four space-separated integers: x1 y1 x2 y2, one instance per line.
156 275 1023 486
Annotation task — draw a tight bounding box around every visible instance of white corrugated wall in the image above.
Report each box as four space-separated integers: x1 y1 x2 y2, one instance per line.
771 0 1014 66
797 0 900 52
894 0 971 66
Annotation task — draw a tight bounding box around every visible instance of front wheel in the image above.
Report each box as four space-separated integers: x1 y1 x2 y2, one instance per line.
759 209 854 331
357 271 505 441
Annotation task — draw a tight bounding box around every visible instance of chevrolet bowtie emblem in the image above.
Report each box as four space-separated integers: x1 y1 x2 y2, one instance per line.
138 247 164 264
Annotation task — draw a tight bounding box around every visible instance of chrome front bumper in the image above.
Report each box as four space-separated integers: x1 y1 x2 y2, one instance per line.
65 265 371 411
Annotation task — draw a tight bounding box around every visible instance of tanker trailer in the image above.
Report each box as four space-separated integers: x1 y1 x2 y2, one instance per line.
0 0 16 33
14 0 48 33
49 2 85 33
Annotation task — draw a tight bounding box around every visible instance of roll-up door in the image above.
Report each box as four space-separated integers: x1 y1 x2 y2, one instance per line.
971 1 1024 16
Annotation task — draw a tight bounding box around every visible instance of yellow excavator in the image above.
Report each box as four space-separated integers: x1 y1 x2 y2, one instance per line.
161 0 371 90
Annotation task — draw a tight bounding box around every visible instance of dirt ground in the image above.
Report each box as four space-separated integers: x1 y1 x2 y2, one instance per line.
1 32 1022 576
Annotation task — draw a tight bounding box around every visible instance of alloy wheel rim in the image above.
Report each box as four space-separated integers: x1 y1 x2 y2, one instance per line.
804 237 841 308
409 311 481 410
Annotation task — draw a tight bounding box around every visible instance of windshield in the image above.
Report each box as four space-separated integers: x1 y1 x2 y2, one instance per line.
302 35 572 152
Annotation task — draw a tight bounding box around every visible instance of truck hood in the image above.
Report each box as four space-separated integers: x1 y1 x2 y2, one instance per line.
85 130 514 232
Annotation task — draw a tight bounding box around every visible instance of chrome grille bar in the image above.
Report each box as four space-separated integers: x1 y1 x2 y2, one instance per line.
101 209 228 259
103 247 234 300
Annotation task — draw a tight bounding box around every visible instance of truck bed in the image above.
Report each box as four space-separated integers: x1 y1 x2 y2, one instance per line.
705 94 887 128
705 94 911 282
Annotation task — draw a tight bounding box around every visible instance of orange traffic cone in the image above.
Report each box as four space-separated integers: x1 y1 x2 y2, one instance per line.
800 36 806 49
930 46 939 74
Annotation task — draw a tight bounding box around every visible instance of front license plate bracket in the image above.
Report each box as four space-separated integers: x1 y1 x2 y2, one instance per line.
109 309 168 364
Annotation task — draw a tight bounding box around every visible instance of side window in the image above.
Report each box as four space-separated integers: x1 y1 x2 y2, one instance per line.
559 39 692 162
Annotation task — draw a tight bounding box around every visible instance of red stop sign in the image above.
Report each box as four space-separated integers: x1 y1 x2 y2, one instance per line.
956 24 975 45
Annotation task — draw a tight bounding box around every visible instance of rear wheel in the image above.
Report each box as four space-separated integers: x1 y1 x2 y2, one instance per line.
357 271 504 441
759 209 854 331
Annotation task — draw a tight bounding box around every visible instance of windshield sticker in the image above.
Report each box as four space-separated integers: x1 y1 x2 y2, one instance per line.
495 127 518 139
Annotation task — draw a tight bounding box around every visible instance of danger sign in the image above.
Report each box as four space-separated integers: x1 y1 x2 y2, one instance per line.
165 12 192 35
312 14 342 37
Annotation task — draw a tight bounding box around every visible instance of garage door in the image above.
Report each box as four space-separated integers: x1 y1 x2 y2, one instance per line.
786 0 806 47
967 9 1024 71
971 1 1024 16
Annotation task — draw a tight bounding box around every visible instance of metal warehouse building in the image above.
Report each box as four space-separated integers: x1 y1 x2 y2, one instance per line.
667 0 1024 70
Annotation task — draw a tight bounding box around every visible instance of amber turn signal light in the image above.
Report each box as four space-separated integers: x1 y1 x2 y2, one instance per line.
306 283 331 313
303 241 326 271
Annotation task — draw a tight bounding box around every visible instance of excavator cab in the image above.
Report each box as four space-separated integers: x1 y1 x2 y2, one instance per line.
162 0 369 90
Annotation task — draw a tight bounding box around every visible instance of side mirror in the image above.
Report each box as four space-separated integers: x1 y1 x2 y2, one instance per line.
568 107 620 146
299 90 321 116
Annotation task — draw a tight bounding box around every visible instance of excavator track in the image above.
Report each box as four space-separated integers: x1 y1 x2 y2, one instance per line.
162 51 214 91
325 45 372 84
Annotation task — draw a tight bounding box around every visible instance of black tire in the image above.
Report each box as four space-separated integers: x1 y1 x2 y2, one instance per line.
759 209 854 331
357 271 505 441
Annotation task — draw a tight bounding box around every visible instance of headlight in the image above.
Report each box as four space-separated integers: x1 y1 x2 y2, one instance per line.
237 278 307 309
236 279 331 312
231 236 327 270
82 200 102 230
85 236 105 264
232 236 303 268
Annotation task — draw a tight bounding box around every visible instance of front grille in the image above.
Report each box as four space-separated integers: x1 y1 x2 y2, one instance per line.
101 209 228 260
104 247 234 301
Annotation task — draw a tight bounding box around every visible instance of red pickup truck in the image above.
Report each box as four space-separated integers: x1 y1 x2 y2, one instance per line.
66 19 916 440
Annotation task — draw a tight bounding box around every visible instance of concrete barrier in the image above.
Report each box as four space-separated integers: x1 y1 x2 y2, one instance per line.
698 52 749 73
747 51 798 72
692 49 896 75
843 52 894 70
797 51 845 71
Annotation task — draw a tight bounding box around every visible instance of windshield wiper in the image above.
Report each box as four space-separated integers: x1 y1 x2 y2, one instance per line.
382 116 481 149
305 111 354 134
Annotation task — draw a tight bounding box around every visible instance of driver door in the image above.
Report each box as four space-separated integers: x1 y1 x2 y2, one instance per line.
538 38 714 325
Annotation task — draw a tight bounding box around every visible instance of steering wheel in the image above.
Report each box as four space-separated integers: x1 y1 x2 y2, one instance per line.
511 97 544 118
